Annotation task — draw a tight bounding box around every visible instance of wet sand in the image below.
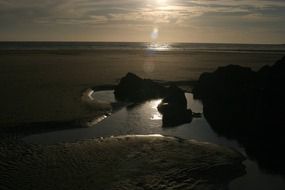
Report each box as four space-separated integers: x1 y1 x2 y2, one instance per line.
0 135 245 190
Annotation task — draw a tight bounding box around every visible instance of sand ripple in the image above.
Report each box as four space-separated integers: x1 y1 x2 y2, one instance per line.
0 135 245 190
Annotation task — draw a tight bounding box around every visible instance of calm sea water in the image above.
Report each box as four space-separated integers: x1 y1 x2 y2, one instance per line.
1 41 285 54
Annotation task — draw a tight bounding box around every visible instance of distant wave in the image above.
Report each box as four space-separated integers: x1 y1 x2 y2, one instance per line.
0 42 285 54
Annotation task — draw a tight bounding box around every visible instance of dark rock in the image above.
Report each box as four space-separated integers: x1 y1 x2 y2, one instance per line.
114 73 168 102
193 56 285 175
115 73 194 127
158 85 193 127
193 65 258 134
192 112 202 118
161 109 193 127
193 65 256 102
158 85 187 113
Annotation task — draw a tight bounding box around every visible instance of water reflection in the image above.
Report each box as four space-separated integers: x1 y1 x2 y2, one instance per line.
151 99 162 109
151 114 162 121
86 115 108 127
24 92 238 147
24 90 285 190
81 89 113 111
150 99 163 120
147 42 171 51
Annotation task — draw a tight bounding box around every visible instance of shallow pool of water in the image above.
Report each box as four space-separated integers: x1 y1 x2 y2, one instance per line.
24 90 285 190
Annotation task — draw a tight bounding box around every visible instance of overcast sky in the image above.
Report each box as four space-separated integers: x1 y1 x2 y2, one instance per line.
0 0 285 43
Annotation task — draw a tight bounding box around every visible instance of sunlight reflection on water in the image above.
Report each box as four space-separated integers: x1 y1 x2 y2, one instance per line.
150 99 163 120
147 42 171 51
23 91 285 190
25 91 235 147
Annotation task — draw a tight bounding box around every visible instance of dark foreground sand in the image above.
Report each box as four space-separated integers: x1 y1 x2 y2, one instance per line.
0 135 245 190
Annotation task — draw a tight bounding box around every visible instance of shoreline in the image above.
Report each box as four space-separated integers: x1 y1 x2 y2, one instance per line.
0 51 283 137
1 49 285 55
1 81 196 137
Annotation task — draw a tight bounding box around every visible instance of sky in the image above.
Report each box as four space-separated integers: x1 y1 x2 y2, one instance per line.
0 0 285 43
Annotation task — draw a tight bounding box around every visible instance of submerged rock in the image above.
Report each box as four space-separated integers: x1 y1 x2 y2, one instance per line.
0 135 245 190
114 73 168 102
193 56 285 175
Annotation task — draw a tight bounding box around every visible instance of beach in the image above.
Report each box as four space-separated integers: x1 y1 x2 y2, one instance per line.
0 49 282 127
1 43 285 190
1 0 285 189
1 135 247 190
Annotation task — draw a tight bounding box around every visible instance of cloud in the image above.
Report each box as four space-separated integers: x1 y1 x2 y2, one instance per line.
0 0 284 42
0 0 284 26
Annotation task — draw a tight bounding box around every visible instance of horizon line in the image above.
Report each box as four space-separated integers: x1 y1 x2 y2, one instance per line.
0 40 284 45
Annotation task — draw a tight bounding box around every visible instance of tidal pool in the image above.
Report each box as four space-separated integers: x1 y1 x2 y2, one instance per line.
24 90 285 190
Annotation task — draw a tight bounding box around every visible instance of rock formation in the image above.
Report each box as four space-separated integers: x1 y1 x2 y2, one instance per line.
158 86 193 127
193 56 285 175
115 73 194 127
114 72 168 102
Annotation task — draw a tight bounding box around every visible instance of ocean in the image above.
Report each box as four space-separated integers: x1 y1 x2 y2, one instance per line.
1 41 285 53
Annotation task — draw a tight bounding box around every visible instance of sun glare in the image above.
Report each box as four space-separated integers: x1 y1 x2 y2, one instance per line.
154 0 168 6
157 0 167 4
151 27 159 40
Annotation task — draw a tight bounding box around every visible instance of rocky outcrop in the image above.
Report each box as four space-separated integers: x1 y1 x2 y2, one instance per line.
193 56 285 175
114 73 168 102
115 73 194 127
158 86 193 127
193 64 258 135
193 65 256 102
